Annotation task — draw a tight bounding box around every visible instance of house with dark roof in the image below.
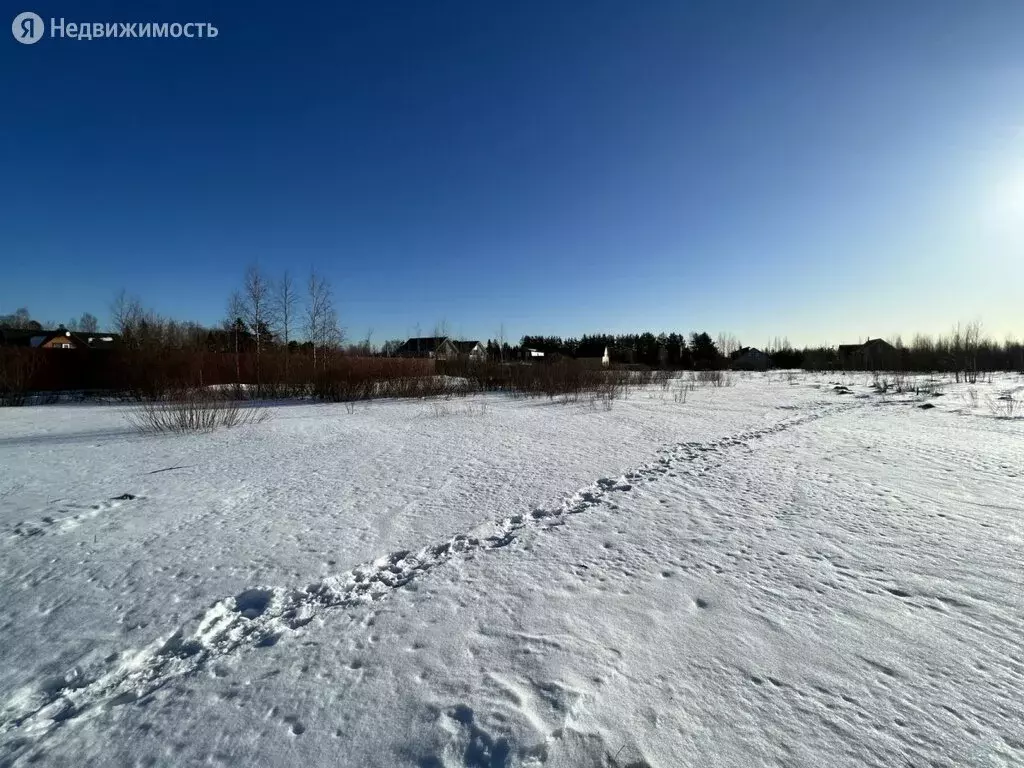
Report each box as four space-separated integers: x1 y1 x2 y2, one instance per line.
837 338 898 370
731 347 771 371
394 337 486 362
394 337 460 360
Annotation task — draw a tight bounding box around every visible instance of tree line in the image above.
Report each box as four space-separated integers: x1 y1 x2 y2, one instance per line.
513 332 723 368
1 308 99 334
514 326 1023 374
4 282 1022 377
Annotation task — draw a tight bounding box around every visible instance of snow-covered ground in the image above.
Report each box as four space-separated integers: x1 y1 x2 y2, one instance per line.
0 372 1022 767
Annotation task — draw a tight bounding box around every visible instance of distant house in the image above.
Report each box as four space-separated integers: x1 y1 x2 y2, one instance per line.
525 348 545 360
0 328 120 350
394 336 460 360
731 347 771 371
837 338 898 370
452 340 486 361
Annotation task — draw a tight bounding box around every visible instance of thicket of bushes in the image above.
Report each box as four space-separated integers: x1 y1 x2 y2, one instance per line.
0 349 656 406
3 325 1022 407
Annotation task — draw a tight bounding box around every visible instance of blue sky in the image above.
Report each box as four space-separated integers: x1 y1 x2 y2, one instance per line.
2 0 1022 347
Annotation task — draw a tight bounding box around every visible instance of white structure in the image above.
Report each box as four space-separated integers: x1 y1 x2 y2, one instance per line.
602 347 610 367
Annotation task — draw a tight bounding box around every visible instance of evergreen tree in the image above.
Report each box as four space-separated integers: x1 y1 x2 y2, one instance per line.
690 332 720 369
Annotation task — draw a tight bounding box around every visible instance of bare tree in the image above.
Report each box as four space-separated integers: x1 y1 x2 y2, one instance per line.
382 339 403 357
305 269 342 369
305 270 326 368
226 291 245 384
496 322 507 362
323 306 343 353
717 333 741 359
243 266 271 354
111 290 143 335
79 312 99 333
950 323 965 382
273 271 299 382
357 327 374 356
0 307 33 329
964 320 982 383
242 266 272 391
111 290 145 347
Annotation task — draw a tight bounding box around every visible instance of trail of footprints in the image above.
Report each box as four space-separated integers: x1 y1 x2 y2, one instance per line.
0 403 853 753
6 494 139 541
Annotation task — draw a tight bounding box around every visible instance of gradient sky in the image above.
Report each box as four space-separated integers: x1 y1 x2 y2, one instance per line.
2 0 1022 347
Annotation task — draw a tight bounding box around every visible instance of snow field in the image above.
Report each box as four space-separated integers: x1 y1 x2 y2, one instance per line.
0 372 1021 766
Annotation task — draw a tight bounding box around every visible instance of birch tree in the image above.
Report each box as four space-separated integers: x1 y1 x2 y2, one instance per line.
305 269 341 369
242 265 272 390
226 291 245 384
274 271 299 382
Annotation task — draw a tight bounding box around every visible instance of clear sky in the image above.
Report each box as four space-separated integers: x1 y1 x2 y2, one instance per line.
2 0 1022 347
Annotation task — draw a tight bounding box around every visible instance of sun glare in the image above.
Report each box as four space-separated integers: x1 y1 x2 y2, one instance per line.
985 170 1024 229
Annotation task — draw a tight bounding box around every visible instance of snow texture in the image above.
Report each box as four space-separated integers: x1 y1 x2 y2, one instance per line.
0 372 1022 767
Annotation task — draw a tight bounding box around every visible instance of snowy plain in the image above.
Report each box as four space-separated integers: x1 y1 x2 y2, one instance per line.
0 372 1022 767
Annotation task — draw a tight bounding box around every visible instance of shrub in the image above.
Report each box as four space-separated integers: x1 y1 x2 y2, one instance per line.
437 359 634 403
427 401 487 418
694 370 732 388
986 393 1019 419
964 388 979 409
653 370 673 391
0 349 38 406
125 388 270 434
915 378 943 398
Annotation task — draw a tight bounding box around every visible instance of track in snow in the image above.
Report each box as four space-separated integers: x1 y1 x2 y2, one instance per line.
0 400 856 758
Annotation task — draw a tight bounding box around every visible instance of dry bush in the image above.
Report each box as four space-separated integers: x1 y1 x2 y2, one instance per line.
872 372 909 394
0 349 39 406
428 401 487 418
440 360 633 404
695 370 721 386
986 393 1019 418
463 402 487 417
590 372 624 409
915 378 943 398
429 402 452 418
312 357 468 402
653 370 674 391
125 388 270 434
694 370 732 388
964 388 979 409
